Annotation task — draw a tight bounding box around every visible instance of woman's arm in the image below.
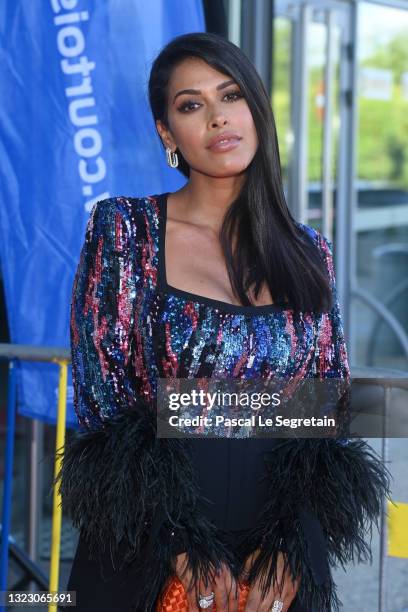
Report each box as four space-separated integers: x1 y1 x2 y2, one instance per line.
54 197 238 611
55 197 161 585
237 229 392 611
68 197 144 431
313 232 350 381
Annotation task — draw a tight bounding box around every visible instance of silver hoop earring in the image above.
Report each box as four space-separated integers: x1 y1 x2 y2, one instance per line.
166 147 179 168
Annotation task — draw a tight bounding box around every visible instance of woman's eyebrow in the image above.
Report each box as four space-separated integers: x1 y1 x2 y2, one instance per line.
173 79 236 103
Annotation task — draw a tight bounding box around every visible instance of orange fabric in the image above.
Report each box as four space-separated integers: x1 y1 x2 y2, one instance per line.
157 576 250 611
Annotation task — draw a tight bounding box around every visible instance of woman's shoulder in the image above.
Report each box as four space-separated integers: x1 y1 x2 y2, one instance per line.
89 193 161 219
296 221 317 240
87 193 163 238
295 221 332 252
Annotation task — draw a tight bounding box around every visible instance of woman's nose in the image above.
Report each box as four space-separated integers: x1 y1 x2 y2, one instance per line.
208 110 228 127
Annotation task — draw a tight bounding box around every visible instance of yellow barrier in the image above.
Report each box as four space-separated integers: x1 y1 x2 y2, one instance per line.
387 500 408 558
48 360 69 612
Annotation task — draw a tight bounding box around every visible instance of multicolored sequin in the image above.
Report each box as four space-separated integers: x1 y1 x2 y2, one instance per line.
70 194 350 431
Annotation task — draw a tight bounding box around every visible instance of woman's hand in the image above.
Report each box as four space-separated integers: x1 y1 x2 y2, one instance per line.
241 549 300 612
174 552 240 611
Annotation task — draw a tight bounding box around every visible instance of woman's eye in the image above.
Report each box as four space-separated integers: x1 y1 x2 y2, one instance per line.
177 90 243 113
178 100 200 113
225 91 243 102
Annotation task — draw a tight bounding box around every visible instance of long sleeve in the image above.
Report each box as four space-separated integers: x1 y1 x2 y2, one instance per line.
69 197 143 431
234 230 392 611
54 197 238 611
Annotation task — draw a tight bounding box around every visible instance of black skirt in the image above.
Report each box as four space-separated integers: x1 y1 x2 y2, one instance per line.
66 527 309 612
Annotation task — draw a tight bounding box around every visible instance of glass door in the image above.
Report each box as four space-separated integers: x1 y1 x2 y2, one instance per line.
353 1 408 370
272 0 353 341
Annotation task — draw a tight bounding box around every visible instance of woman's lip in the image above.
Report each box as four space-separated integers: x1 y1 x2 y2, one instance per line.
208 138 242 152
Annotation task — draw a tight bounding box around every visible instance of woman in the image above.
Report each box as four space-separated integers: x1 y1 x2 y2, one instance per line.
56 32 391 612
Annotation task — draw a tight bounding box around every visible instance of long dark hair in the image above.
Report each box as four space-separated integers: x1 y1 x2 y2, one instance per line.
148 32 332 313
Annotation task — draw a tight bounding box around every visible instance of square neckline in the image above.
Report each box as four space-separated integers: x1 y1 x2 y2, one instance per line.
155 192 291 315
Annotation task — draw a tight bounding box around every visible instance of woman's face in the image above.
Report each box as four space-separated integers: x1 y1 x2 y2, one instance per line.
156 57 259 178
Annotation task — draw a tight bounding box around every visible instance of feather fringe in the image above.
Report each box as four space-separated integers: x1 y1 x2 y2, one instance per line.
233 438 393 611
54 404 239 611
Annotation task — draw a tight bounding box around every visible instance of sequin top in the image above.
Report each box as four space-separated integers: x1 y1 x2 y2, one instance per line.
70 192 351 531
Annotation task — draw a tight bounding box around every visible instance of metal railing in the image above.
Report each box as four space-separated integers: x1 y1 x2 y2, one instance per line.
351 366 408 611
0 343 70 612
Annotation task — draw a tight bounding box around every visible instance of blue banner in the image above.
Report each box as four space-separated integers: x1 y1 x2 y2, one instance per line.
0 0 205 427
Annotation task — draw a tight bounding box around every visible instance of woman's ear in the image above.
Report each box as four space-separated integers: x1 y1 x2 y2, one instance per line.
156 120 174 150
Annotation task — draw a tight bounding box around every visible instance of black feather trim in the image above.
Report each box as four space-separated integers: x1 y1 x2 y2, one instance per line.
54 403 239 611
232 438 393 611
